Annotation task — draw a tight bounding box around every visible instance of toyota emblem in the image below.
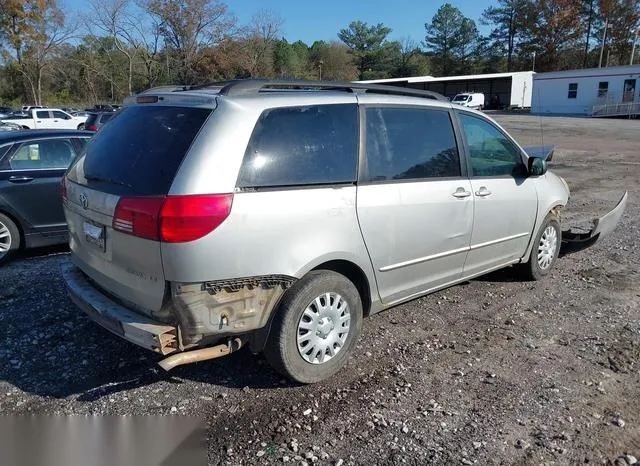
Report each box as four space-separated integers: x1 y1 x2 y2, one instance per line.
80 193 88 210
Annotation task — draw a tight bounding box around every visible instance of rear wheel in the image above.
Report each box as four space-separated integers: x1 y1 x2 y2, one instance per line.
77 123 85 130
264 270 363 384
0 213 20 265
519 213 560 280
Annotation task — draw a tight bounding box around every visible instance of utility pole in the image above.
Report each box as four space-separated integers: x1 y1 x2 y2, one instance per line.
599 19 611 68
532 51 536 71
319 60 323 80
631 28 639 65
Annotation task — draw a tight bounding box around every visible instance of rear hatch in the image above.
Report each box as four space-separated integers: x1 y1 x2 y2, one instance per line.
64 104 213 319
84 113 99 131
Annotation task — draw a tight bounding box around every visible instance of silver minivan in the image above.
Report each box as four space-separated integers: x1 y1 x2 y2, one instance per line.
62 80 626 383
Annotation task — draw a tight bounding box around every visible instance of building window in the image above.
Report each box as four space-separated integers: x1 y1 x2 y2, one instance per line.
598 81 609 98
568 83 578 99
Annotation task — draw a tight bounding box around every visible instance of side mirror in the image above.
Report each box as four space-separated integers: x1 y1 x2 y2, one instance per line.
528 157 547 176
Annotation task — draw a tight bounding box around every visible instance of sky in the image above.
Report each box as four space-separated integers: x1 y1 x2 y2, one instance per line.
63 0 494 45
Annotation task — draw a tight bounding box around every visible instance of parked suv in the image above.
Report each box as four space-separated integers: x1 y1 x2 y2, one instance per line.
62 80 626 383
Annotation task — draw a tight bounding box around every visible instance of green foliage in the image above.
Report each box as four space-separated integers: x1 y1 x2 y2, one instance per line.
424 3 480 75
338 20 394 79
1 0 639 105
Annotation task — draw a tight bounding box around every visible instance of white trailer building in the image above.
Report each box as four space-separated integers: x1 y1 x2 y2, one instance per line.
531 65 640 116
359 71 534 109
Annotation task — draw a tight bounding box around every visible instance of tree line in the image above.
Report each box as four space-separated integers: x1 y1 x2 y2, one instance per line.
0 0 638 106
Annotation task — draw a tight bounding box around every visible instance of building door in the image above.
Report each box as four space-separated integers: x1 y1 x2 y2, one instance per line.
623 79 636 102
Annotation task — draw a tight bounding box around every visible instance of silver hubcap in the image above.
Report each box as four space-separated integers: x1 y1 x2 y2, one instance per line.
297 292 351 364
537 225 558 270
0 220 11 256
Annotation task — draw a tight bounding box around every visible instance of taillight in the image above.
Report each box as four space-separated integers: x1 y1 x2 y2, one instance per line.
61 177 67 202
160 194 233 243
87 124 97 131
112 197 164 240
112 194 233 243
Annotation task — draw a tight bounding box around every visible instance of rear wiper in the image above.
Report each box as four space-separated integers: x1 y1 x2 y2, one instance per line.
84 174 132 188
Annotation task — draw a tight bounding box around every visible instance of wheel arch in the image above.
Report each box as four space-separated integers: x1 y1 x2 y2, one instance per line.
310 259 372 318
248 256 378 354
521 201 565 262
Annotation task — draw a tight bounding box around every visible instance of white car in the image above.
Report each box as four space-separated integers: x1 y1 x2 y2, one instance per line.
2 108 87 130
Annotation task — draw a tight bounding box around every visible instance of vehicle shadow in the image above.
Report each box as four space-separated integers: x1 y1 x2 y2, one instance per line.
11 243 69 261
1 313 294 402
0 258 295 401
472 266 523 283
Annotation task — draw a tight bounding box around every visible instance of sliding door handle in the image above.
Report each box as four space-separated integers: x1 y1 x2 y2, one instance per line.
475 187 492 197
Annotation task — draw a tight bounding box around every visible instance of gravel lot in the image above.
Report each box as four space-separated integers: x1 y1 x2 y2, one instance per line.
1 115 638 465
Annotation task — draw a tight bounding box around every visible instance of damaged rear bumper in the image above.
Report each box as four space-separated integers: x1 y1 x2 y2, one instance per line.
562 191 628 254
62 263 179 355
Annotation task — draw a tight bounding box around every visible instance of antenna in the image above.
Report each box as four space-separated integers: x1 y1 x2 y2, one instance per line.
535 80 545 149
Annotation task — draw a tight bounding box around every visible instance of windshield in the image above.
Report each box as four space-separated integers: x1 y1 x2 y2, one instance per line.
453 95 469 102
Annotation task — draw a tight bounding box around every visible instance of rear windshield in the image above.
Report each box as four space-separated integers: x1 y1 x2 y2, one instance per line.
74 106 211 195
84 113 99 126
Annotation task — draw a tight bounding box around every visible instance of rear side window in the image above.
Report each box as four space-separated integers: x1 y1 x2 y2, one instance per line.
364 107 461 181
36 111 50 119
237 104 358 188
77 106 211 195
10 139 76 169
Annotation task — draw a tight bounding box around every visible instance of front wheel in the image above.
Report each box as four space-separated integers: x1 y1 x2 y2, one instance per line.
519 213 561 280
264 270 363 384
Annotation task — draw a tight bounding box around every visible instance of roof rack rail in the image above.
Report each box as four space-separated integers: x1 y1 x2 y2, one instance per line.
190 79 447 101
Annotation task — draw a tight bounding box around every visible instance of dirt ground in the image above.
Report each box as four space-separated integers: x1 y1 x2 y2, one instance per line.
0 114 638 466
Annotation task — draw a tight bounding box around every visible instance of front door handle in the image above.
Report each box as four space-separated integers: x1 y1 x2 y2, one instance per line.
8 176 34 183
452 187 472 198
475 186 492 197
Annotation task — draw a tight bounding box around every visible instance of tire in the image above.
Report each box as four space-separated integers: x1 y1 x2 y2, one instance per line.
0 213 20 265
519 213 561 281
77 123 85 130
264 270 363 384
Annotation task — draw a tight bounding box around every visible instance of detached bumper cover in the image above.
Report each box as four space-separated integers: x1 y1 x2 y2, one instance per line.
562 191 628 253
62 263 179 355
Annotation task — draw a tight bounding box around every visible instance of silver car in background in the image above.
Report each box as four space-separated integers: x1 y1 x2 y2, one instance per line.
61 80 626 383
